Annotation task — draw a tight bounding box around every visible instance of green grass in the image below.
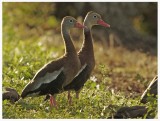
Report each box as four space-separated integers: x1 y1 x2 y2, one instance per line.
2 3 157 118
2 34 157 118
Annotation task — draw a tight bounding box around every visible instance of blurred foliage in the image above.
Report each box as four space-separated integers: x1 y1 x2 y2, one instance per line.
3 2 157 55
3 3 58 39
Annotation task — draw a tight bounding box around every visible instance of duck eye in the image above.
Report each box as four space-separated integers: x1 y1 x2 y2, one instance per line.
69 19 73 23
93 15 97 18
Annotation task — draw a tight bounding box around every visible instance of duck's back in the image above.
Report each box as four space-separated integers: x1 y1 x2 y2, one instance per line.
21 58 66 98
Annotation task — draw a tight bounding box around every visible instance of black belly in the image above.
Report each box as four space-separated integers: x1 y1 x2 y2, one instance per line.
64 65 90 92
28 71 66 96
44 65 90 101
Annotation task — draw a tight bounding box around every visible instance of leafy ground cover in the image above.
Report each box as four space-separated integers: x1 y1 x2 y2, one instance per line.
2 3 157 118
2 31 157 118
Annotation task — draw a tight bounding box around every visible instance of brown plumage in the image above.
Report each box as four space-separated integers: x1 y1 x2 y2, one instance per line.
140 75 158 104
63 11 110 103
112 106 148 119
44 12 110 103
21 16 84 107
3 87 20 103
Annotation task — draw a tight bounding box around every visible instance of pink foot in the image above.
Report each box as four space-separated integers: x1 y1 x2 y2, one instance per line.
68 91 72 105
76 92 79 99
49 94 57 109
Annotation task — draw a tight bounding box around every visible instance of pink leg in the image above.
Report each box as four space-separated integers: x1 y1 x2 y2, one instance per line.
49 94 57 108
76 91 80 99
68 91 72 105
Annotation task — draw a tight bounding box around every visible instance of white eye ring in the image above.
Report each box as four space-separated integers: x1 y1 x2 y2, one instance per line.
69 19 73 23
93 15 97 18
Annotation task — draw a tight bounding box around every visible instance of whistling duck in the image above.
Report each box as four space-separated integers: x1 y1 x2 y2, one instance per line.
21 16 84 107
64 11 110 103
3 87 20 103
